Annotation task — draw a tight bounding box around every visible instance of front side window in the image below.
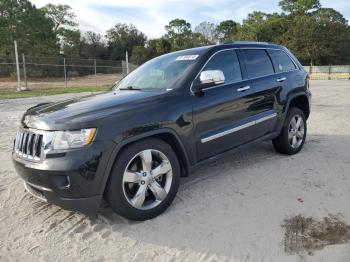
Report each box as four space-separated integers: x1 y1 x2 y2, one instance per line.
267 49 297 72
202 50 242 84
241 49 274 78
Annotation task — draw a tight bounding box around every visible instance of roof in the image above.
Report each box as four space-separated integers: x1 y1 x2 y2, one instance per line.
219 41 283 49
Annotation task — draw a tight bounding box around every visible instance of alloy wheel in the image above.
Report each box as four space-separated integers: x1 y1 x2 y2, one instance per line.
288 114 305 149
122 149 173 210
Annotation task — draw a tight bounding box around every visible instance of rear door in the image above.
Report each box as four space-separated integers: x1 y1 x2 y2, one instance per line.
239 49 281 138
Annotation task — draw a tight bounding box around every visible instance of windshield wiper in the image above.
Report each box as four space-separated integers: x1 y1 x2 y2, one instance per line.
119 86 142 91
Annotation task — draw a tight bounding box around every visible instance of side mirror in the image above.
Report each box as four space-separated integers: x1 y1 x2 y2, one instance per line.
192 70 225 93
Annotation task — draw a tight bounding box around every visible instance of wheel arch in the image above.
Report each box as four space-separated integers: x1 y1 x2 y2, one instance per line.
286 93 310 120
98 128 191 195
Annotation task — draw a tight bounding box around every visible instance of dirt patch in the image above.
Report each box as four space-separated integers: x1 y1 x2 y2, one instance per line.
282 214 350 255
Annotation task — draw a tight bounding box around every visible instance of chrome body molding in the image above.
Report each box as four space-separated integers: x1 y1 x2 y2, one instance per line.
255 113 277 124
24 182 48 202
201 112 277 143
26 181 52 191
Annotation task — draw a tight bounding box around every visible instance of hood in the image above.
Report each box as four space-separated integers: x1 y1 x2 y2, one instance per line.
22 90 165 130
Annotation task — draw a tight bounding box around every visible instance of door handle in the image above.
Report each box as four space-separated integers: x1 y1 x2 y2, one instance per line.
237 86 250 92
277 77 287 82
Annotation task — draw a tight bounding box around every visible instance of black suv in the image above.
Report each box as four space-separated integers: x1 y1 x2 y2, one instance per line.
13 42 311 221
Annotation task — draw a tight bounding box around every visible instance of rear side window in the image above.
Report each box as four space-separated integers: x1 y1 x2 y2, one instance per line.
241 49 274 78
203 50 242 84
268 49 296 72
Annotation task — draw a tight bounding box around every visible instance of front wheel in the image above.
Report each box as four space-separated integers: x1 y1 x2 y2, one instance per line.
106 138 180 221
273 107 307 155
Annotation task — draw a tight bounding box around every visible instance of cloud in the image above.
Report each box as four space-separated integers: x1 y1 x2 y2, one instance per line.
31 0 350 38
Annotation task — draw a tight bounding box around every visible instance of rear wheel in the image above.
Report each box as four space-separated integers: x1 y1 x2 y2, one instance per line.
106 138 180 221
273 107 307 155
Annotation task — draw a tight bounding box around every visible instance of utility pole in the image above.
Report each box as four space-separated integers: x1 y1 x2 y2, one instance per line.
63 57 67 88
94 59 97 87
14 40 21 91
126 51 129 75
22 53 28 90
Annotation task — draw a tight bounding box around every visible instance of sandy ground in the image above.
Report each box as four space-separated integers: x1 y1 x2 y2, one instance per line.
0 80 349 262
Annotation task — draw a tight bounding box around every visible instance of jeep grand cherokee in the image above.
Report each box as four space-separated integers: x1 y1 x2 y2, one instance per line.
12 42 311 221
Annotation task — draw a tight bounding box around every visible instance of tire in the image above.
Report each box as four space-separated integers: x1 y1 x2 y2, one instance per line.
272 107 307 155
106 138 180 221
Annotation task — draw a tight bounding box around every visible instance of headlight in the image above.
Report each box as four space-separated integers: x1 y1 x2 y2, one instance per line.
52 128 97 150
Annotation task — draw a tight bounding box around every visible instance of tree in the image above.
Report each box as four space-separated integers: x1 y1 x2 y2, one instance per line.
215 20 240 42
190 32 212 47
154 38 172 55
257 13 290 43
282 8 350 65
165 19 192 50
130 46 150 65
42 4 78 36
0 0 58 56
80 31 108 59
130 38 172 65
315 8 350 64
42 3 79 52
60 29 82 56
194 21 217 43
84 31 103 45
106 23 146 60
279 0 321 15
239 11 269 41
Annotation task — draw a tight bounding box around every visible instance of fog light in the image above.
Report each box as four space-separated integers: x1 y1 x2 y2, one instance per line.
54 175 70 190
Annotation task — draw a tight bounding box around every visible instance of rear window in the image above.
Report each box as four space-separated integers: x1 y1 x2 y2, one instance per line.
241 49 274 78
267 49 296 72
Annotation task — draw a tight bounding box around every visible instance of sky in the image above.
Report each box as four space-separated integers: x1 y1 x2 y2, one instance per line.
31 0 350 39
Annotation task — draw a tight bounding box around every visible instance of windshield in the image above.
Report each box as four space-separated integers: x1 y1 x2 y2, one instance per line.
114 52 201 91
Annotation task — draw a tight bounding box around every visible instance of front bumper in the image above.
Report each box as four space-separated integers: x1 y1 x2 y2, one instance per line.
23 181 101 215
12 141 113 215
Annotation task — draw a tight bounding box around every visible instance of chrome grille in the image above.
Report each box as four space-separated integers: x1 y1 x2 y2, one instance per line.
14 129 43 160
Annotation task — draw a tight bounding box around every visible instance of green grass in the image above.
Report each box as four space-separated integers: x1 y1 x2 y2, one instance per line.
0 86 110 99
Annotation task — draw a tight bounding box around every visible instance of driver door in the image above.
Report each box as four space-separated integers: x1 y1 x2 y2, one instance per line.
192 49 258 160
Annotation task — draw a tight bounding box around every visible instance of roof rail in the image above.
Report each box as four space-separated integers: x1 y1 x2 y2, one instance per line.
223 41 270 45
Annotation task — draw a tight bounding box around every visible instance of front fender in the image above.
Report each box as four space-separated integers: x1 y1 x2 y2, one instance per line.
97 128 191 195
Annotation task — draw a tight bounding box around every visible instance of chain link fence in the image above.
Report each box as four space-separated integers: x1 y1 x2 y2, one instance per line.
0 55 137 91
304 65 350 80
1 54 349 91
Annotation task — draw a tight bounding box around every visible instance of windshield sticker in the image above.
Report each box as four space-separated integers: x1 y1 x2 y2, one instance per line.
176 55 199 61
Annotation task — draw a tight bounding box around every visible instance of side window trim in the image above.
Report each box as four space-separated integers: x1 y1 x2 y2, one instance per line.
237 49 248 80
265 49 277 73
190 47 299 93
